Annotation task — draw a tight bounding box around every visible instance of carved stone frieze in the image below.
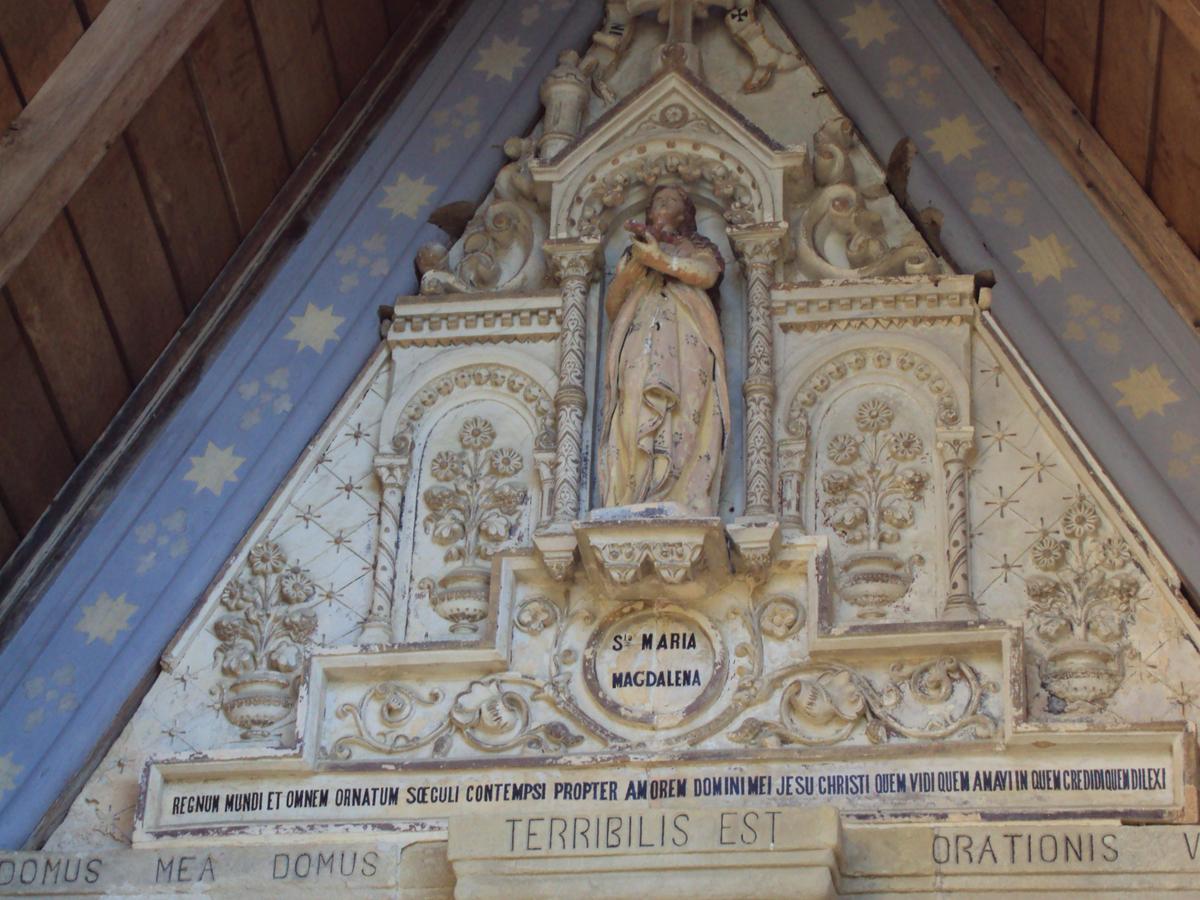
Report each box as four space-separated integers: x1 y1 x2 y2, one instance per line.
212 541 320 739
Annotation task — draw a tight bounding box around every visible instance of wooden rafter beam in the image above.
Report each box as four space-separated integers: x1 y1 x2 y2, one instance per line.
0 0 224 289
1156 0 1200 53
939 0 1200 330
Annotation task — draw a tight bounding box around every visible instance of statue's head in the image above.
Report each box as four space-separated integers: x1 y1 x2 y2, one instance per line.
646 184 697 239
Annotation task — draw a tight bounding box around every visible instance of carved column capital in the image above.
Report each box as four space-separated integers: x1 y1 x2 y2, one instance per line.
374 453 411 489
544 238 602 285
935 427 977 465
728 221 789 268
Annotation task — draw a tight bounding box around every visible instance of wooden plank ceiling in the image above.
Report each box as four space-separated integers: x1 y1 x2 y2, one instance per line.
997 0 1200 257
0 0 422 566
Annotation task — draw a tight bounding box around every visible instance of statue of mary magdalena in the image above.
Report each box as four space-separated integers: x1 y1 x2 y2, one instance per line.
597 184 730 516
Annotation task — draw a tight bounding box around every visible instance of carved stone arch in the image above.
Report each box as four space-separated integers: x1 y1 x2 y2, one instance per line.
781 335 970 439
553 133 778 241
390 364 556 457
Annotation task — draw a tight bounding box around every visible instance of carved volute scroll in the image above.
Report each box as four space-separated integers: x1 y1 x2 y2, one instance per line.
787 118 939 282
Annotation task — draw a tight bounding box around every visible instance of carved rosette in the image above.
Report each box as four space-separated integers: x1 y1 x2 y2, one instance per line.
544 240 601 538
730 223 787 518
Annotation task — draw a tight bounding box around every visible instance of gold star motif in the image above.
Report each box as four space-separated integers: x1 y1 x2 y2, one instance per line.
285 303 344 354
474 35 532 81
840 1 899 49
0 753 21 801
924 114 985 164
1113 364 1181 419
1014 233 1076 284
75 592 137 645
378 172 437 220
184 442 245 496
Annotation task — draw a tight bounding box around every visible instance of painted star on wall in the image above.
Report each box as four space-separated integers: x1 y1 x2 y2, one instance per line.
0 753 20 801
75 592 138 645
474 35 532 81
378 172 437 220
924 114 985 164
840 0 899 49
1014 233 1076 285
184 442 245 496
1113 364 1181 420
285 303 345 354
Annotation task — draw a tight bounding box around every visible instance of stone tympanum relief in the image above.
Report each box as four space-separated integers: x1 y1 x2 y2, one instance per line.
46 1 1200 859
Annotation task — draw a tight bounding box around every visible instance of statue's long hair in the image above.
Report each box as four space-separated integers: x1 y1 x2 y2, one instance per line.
644 184 725 292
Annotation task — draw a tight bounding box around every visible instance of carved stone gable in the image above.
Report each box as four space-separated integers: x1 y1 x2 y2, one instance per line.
39 4 1200 895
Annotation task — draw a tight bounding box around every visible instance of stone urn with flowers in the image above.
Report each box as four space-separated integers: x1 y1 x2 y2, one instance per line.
1026 495 1140 713
820 398 928 617
421 416 528 633
212 540 319 738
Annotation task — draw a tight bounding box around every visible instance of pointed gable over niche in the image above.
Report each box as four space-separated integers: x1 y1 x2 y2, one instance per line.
533 65 806 239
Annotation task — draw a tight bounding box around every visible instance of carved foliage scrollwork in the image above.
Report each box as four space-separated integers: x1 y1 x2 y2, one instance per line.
728 657 996 747
330 676 585 759
1027 492 1142 713
791 118 938 279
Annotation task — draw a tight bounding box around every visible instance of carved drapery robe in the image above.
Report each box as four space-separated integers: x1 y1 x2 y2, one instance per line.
598 237 729 514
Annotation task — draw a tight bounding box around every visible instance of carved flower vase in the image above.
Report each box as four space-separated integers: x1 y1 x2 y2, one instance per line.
838 551 921 618
1040 639 1124 713
222 670 294 739
424 566 491 634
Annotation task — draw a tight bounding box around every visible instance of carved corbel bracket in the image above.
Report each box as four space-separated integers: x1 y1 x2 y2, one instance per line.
727 518 781 585
574 510 730 601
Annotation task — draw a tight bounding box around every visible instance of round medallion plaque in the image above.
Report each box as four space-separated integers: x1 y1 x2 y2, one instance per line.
583 603 725 729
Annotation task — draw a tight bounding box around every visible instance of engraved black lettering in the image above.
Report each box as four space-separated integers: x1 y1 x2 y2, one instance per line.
1102 833 1118 862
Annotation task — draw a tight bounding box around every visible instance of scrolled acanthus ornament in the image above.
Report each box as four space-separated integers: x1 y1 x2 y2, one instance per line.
789 118 939 280
329 676 586 759
728 657 996 747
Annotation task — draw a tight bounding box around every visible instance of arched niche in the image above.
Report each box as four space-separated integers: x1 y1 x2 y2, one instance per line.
779 337 972 623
